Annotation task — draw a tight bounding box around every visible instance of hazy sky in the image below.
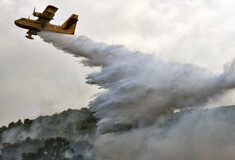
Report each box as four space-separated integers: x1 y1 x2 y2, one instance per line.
1 0 235 126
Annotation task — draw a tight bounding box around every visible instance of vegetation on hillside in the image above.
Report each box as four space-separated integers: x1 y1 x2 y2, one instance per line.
0 108 97 160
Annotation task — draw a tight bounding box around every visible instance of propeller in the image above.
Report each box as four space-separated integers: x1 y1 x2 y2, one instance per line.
33 7 36 15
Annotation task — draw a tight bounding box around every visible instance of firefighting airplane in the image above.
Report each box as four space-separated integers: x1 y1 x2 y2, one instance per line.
15 5 78 40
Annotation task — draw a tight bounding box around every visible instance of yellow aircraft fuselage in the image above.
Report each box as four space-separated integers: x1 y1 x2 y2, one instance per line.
15 16 78 34
14 5 78 40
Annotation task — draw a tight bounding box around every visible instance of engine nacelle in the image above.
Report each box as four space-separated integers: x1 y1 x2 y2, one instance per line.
33 12 41 17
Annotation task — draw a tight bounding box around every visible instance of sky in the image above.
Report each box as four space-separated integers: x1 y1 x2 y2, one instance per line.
1 0 235 126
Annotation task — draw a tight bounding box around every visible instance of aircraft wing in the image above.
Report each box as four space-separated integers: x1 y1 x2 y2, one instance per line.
36 5 58 26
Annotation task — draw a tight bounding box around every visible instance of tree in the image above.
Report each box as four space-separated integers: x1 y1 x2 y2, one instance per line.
22 137 74 160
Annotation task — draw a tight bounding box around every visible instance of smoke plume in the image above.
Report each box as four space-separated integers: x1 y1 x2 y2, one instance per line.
95 107 235 160
40 32 235 133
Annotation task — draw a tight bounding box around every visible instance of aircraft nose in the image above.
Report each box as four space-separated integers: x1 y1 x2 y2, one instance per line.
14 20 20 27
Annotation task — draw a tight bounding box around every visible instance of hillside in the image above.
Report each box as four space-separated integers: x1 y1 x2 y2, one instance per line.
0 106 235 160
0 108 97 160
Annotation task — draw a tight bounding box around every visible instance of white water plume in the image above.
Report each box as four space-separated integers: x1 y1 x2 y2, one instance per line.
40 32 235 133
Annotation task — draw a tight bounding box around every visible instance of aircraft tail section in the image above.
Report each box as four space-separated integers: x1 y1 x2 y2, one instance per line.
61 14 78 34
